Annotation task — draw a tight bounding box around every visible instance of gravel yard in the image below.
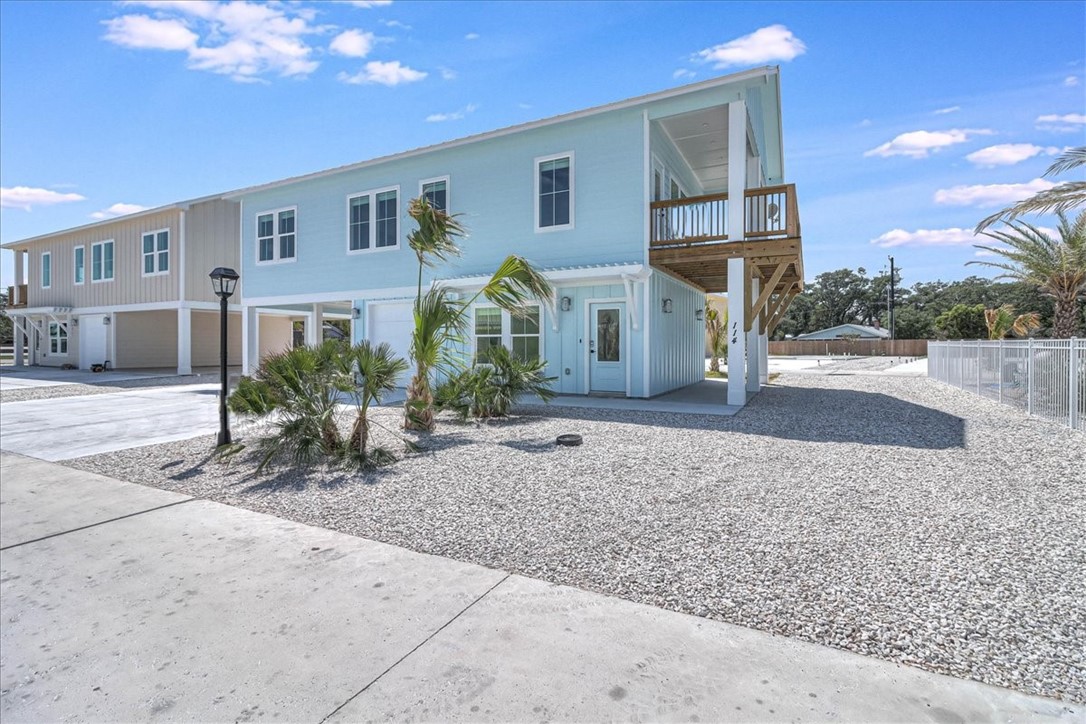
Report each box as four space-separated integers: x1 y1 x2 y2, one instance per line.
65 372 1086 703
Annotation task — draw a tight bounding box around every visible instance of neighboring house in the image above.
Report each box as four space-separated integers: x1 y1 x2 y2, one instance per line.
795 323 891 341
3 196 247 373
228 67 804 405
705 294 728 356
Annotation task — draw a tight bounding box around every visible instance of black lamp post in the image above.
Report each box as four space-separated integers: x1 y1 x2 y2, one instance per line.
209 267 240 447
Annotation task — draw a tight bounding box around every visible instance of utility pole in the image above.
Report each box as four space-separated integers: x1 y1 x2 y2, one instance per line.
887 255 896 340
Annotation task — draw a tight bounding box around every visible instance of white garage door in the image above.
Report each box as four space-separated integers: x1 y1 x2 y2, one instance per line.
79 314 110 370
367 301 414 386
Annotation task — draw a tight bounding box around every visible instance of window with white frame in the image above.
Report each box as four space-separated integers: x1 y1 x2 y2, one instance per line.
420 178 448 212
257 208 296 263
41 252 51 289
74 246 85 285
48 322 68 355
536 153 573 231
346 189 398 252
142 229 169 275
91 240 115 282
474 305 542 363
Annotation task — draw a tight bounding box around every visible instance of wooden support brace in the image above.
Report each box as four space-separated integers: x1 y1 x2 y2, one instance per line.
767 289 799 335
760 281 797 334
745 261 788 332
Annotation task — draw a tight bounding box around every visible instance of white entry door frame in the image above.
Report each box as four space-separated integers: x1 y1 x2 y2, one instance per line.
583 297 629 396
78 314 110 370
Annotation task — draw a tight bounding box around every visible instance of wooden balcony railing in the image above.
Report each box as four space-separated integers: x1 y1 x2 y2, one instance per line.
649 183 800 248
5 284 28 309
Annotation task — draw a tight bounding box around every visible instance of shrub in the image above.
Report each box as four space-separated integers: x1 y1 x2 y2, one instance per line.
435 344 556 420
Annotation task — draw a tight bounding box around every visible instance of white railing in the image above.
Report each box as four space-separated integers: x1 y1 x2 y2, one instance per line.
928 339 1085 432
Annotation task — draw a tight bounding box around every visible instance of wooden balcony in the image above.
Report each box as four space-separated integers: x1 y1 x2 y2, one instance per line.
5 284 28 309
649 184 804 333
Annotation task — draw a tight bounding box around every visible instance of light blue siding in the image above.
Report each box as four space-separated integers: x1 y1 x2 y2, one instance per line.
648 272 703 396
650 123 704 198
239 109 646 300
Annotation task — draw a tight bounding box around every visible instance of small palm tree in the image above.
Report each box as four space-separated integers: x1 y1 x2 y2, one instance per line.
339 341 410 466
705 298 728 374
984 304 1041 340
970 211 1086 338
976 146 1086 231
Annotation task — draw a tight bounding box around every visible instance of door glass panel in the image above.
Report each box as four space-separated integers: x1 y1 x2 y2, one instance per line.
596 309 620 362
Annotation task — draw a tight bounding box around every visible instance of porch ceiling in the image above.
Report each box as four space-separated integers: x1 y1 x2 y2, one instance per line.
650 236 803 296
658 107 729 193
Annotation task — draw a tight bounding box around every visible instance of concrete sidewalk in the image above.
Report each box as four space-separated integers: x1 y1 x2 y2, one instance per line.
0 453 1079 722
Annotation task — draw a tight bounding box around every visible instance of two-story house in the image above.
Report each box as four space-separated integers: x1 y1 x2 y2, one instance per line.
4 195 246 374
228 67 803 405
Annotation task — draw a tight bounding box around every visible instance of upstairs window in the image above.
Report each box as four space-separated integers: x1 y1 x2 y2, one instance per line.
536 153 573 231
92 240 115 282
420 177 448 212
346 188 399 253
257 208 296 263
41 252 51 289
74 246 85 285
142 229 169 275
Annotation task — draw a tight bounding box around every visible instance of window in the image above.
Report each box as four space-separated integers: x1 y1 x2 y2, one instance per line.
346 188 398 253
74 246 85 285
420 177 449 212
48 322 68 355
91 240 115 282
41 252 51 289
142 230 169 275
474 305 543 364
256 208 296 263
536 153 573 231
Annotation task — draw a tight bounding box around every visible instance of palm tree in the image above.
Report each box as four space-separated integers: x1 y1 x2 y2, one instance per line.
705 298 728 374
404 198 554 431
976 146 1086 231
984 304 1041 340
970 211 1086 338
339 341 409 467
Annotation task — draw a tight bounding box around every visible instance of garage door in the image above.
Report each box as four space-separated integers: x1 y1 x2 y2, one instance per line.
79 314 109 370
367 301 414 386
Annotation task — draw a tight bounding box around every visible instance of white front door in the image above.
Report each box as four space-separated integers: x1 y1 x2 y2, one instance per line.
367 301 414 386
589 302 626 394
79 314 109 369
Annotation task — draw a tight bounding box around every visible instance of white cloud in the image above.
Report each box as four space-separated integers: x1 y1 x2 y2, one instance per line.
933 105 960 115
382 19 411 30
934 178 1056 207
438 66 457 80
673 68 695 80
103 2 323 82
517 103 532 110
966 143 1061 167
696 25 806 68
858 119 872 128
870 227 980 249
1 186 86 211
329 29 374 58
90 202 149 220
464 32 480 41
864 128 994 158
426 103 478 122
337 60 426 86
343 1 393 7
1065 76 1080 87
1035 112 1086 132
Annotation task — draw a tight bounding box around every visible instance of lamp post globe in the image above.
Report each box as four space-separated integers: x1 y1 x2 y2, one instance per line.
209 267 240 447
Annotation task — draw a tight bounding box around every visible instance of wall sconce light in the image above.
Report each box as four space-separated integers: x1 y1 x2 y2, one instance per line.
72 316 80 326
662 298 673 313
103 315 112 325
560 296 572 312
351 307 361 320
695 308 704 321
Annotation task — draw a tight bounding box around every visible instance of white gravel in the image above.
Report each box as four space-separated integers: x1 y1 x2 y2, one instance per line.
64 373 1086 703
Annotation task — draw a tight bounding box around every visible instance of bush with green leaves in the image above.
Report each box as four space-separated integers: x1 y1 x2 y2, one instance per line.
226 339 409 472
434 343 556 420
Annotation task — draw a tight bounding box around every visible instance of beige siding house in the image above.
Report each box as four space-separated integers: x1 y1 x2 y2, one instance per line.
4 196 242 372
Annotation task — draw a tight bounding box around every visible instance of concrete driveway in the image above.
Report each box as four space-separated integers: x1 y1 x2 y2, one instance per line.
0 384 222 461
0 367 168 391
1 452 1078 723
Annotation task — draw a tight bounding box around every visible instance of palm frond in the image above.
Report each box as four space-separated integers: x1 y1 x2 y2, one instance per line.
1044 145 1086 177
406 196 464 268
975 181 1086 231
471 255 555 314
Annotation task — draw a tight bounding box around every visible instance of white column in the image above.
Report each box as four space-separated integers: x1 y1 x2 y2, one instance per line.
176 307 192 375
746 278 761 394
241 306 259 375
13 315 24 367
29 316 39 365
14 250 25 287
306 303 323 346
726 98 748 407
758 330 769 385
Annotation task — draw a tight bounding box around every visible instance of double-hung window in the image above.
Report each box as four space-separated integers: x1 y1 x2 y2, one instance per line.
474 305 543 364
420 177 449 212
535 153 573 231
346 188 398 253
142 229 169 275
91 240 115 282
48 322 68 355
256 208 296 263
41 252 51 289
74 246 85 285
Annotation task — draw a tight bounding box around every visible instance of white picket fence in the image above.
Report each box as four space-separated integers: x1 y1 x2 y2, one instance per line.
928 339 1085 432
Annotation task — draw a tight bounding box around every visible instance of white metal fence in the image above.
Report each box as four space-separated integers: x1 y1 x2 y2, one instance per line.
928 339 1086 432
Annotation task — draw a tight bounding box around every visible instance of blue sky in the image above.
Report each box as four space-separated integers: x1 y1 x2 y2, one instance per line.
1 0 1083 289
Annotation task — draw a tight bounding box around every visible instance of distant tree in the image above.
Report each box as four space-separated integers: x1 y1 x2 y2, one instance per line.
934 304 987 340
0 291 11 344
704 298 728 373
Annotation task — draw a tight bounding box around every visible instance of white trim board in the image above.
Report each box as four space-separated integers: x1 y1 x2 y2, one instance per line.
582 297 631 397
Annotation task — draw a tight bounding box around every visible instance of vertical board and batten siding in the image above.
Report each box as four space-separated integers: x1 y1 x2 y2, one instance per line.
185 199 241 303
648 272 704 396
239 109 646 300
191 310 242 366
24 210 180 308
